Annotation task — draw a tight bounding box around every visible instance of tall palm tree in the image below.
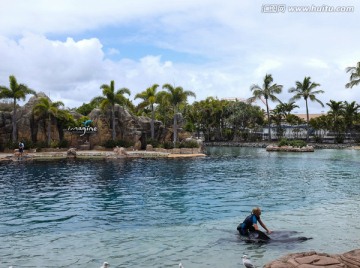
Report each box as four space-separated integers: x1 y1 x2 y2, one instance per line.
289 76 324 141
93 80 131 140
250 74 283 141
345 61 360 89
135 84 159 139
33 97 64 146
326 100 344 122
342 101 360 138
162 84 196 143
0 75 36 141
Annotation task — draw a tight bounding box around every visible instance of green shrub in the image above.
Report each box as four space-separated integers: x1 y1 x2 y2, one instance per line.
278 138 288 147
102 139 134 148
163 141 174 149
179 140 199 148
277 138 307 148
147 138 160 148
35 141 48 149
58 139 69 148
291 140 307 148
5 141 18 150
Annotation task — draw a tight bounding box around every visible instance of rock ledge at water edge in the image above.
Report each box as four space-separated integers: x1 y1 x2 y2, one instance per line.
264 249 360 268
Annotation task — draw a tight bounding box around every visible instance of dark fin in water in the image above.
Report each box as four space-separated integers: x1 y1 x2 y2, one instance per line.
297 236 312 241
249 230 271 241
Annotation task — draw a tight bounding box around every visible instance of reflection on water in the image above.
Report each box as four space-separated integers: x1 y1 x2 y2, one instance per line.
0 148 360 267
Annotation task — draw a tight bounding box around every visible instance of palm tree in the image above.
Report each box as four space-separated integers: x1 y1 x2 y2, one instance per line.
162 84 196 143
289 76 324 141
276 101 299 116
135 84 159 139
33 97 64 146
326 100 344 122
0 75 36 141
345 61 360 89
342 101 360 139
94 80 131 140
250 74 283 141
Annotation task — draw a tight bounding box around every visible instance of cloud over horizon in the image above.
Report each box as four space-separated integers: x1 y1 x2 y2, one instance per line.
1 0 360 113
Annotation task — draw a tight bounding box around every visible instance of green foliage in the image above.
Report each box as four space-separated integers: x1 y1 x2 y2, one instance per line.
147 138 160 148
76 102 96 116
278 138 307 148
35 141 48 149
163 141 174 149
102 139 134 148
50 139 69 148
76 116 91 126
178 140 199 148
5 140 18 149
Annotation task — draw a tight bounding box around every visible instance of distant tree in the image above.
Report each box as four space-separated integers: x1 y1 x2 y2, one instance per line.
342 101 360 140
250 74 283 141
326 100 345 142
162 84 196 143
135 84 160 139
289 77 324 141
0 75 36 141
76 102 97 116
276 101 299 116
33 97 64 146
345 61 360 89
226 100 264 141
92 80 131 140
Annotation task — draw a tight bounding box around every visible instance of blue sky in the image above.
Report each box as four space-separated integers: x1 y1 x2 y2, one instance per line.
0 0 360 113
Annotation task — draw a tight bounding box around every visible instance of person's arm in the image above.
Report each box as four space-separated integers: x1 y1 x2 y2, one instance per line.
258 218 272 234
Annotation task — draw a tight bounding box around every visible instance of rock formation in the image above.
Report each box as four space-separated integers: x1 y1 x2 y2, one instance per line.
0 93 189 150
264 249 360 268
266 145 315 152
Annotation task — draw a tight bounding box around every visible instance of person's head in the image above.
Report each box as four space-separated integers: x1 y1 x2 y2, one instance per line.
252 207 261 216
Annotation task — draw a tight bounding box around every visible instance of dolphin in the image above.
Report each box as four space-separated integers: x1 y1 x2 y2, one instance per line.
241 230 312 244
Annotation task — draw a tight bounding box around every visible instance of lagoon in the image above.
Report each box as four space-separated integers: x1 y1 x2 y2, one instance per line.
0 147 359 267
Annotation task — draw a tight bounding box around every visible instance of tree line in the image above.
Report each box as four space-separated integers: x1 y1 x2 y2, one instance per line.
1 61 360 146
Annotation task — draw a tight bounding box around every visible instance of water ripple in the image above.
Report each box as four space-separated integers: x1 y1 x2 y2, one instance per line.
0 148 360 267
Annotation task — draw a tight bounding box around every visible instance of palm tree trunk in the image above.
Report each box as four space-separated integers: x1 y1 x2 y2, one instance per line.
266 99 271 142
305 100 309 142
12 98 17 141
112 106 116 140
151 104 155 139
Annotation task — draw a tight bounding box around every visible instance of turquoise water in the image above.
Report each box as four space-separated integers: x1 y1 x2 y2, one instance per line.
0 147 360 267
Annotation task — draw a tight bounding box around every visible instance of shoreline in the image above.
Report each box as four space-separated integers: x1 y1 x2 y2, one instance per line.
203 141 359 150
0 150 206 162
1 142 359 162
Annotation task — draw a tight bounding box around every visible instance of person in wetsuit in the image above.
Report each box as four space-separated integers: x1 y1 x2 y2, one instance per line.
237 207 272 236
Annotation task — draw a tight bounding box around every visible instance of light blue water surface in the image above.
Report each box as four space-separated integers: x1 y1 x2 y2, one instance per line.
0 147 359 267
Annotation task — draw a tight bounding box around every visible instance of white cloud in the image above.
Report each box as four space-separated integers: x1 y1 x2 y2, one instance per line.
0 0 359 114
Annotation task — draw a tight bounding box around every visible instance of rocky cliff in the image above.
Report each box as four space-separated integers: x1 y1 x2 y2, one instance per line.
0 93 187 150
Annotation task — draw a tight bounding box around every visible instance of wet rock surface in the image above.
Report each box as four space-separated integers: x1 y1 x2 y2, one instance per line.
264 249 360 268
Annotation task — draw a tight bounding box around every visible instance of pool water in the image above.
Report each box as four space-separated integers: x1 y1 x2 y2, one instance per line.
0 147 359 267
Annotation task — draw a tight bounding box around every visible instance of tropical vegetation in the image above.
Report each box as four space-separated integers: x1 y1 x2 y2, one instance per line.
0 75 36 141
289 76 324 141
1 61 360 150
